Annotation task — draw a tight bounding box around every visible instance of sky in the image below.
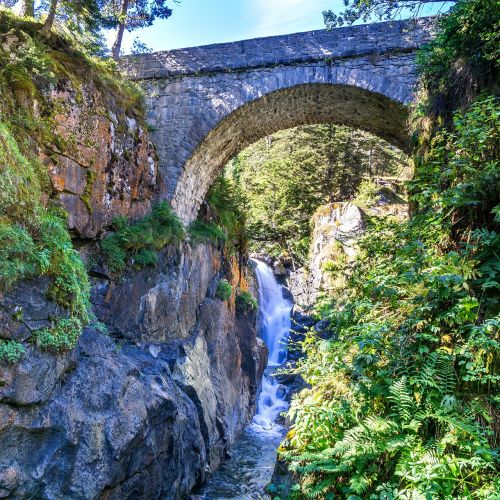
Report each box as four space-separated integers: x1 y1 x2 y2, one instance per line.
108 0 451 54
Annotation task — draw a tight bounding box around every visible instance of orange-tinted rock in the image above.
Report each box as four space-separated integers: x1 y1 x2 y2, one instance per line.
41 80 158 238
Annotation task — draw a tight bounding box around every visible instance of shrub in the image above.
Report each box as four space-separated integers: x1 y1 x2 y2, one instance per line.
0 223 38 291
353 179 380 208
101 202 185 275
188 220 227 245
0 340 26 363
215 279 232 301
236 291 258 313
35 317 82 352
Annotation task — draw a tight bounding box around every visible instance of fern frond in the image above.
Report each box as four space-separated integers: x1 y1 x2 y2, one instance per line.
388 377 415 423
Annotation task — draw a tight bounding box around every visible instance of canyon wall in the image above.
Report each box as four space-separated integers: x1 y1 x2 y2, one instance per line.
0 241 266 499
0 28 266 499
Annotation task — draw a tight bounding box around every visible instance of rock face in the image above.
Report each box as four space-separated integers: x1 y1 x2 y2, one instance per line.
46 80 157 239
21 66 157 240
0 241 266 499
288 202 365 309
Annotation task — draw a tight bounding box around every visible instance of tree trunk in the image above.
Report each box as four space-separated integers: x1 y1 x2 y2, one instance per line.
112 0 130 60
42 0 58 35
21 0 35 17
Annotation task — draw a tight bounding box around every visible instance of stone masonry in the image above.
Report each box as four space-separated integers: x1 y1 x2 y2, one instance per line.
120 18 435 223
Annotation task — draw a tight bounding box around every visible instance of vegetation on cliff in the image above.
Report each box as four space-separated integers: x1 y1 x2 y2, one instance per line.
271 1 499 497
0 9 146 360
101 202 184 275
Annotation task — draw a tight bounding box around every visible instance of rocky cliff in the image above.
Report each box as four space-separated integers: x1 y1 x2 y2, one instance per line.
288 186 408 311
0 241 266 499
0 18 266 499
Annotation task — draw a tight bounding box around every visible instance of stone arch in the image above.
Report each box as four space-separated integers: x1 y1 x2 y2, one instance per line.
171 83 409 223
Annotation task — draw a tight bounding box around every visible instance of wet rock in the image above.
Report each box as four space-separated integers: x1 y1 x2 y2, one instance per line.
95 242 221 342
273 261 287 276
0 329 206 500
269 458 298 499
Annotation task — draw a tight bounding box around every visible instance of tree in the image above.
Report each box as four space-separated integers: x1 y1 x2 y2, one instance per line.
323 0 456 28
38 0 104 36
42 0 59 34
21 0 35 17
106 0 174 60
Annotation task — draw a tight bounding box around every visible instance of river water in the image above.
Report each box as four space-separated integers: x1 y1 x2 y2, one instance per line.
197 260 292 499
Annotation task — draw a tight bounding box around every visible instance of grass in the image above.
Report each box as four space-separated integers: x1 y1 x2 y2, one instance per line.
216 279 233 301
235 291 258 312
101 202 185 275
188 220 227 245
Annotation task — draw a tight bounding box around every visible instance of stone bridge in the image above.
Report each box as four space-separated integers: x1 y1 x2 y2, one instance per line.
121 18 434 223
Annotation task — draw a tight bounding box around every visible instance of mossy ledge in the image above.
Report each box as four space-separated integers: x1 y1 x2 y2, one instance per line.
0 9 153 361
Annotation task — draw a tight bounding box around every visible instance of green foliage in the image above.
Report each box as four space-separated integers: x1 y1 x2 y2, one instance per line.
188 220 227 245
101 202 185 275
0 340 26 363
279 93 499 498
223 124 408 264
215 279 233 301
352 179 380 209
416 0 499 122
0 223 39 290
0 121 91 361
0 9 145 118
323 0 454 28
236 291 258 313
206 175 247 255
35 317 82 352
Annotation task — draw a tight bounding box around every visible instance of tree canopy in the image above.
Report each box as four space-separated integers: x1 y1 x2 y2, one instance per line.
323 0 456 28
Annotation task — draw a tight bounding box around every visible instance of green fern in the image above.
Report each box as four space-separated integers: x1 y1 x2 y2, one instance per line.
388 377 415 424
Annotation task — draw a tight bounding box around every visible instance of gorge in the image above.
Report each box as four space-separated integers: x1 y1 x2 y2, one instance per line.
0 2 498 499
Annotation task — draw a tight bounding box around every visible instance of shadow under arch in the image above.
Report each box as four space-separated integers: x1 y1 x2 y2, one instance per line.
172 83 410 223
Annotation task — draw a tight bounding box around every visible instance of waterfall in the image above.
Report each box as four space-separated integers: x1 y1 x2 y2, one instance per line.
196 260 293 498
251 259 292 431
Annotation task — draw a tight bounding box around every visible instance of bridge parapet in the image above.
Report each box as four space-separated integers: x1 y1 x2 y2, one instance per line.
121 18 434 80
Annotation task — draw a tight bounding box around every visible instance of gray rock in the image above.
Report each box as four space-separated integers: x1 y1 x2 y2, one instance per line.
288 202 366 308
0 241 265 499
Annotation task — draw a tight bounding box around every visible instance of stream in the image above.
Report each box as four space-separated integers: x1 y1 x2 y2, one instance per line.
197 260 293 499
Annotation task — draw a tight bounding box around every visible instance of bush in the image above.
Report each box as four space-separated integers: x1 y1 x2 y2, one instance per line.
279 95 500 499
215 279 232 301
188 220 227 245
0 223 38 291
236 291 258 313
101 202 185 274
353 179 380 208
35 317 83 352
0 340 26 363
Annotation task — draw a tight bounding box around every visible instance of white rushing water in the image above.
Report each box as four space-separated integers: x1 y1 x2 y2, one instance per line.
198 259 293 498
251 259 293 432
